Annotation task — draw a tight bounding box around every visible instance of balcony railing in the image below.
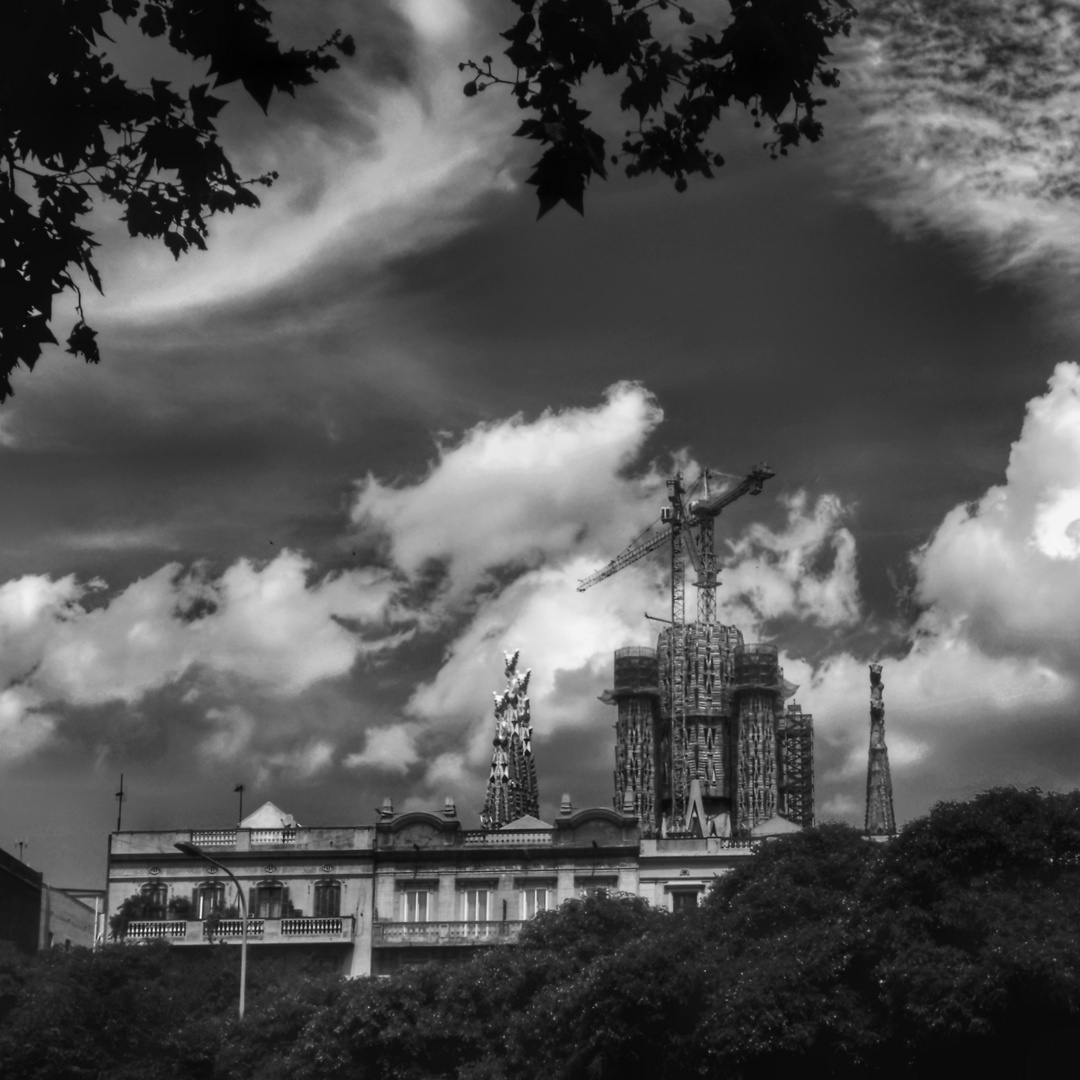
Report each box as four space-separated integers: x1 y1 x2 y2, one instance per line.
372 921 526 947
463 830 552 846
207 919 264 939
249 828 297 846
281 917 347 937
127 921 188 940
124 917 355 944
190 830 237 847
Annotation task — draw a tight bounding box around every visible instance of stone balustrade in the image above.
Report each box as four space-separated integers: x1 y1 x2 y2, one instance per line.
463 830 552 846
126 921 188 940
190 830 237 847
123 917 355 944
248 828 297 846
281 917 345 937
207 919 264 939
372 920 526 946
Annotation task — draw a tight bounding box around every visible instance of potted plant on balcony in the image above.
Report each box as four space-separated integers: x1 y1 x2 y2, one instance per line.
167 896 193 920
108 893 165 941
205 903 240 943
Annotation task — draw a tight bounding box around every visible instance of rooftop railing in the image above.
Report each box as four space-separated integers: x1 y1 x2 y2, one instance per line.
462 830 552 846
190 830 237 847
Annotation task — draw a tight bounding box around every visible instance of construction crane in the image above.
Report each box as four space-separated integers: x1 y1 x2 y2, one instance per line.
577 462 775 833
576 463 774 606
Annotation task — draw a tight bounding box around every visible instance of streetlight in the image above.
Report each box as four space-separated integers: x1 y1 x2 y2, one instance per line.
174 841 248 1020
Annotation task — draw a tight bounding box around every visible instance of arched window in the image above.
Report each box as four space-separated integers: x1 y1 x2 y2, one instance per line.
250 880 285 919
313 879 341 918
195 881 226 920
140 881 167 919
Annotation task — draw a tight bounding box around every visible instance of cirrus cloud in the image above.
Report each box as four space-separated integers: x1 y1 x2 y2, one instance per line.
849 0 1080 277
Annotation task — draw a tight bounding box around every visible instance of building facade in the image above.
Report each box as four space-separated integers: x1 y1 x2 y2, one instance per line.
105 797 764 974
107 802 376 976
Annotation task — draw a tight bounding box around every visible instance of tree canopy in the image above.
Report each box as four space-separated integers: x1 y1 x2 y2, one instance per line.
3 788 1077 1078
0 0 353 401
465 0 857 216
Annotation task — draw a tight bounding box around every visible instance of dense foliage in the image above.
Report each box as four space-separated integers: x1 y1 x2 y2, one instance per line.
0 0 353 400
466 0 857 216
2 789 1078 1077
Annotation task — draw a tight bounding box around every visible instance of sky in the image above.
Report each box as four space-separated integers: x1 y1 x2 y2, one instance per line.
3 0 1080 889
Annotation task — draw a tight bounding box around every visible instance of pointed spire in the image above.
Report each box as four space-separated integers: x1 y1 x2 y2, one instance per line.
480 650 540 831
865 663 897 836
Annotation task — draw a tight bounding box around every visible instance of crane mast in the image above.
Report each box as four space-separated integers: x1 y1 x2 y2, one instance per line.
666 474 689 832
579 462 775 835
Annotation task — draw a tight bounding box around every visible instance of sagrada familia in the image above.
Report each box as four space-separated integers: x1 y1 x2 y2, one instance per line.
480 643 896 841
478 464 898 840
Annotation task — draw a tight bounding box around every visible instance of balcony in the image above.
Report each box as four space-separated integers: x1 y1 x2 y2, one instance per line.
372 921 526 947
126 920 189 940
125 917 355 945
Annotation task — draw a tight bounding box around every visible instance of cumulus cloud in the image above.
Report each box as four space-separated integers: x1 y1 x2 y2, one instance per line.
0 686 56 761
782 366 1080 815
913 362 1080 667
848 0 1080 276
721 491 862 632
200 705 257 763
352 382 667 607
0 551 409 764
344 723 423 773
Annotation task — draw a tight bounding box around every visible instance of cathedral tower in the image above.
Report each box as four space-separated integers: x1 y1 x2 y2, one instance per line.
865 663 897 836
480 651 539 830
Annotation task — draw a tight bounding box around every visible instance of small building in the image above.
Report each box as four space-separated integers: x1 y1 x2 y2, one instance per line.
40 886 103 950
1 844 101 953
0 844 44 954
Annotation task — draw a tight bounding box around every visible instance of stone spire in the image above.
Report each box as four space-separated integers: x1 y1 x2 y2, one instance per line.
480 651 539 830
865 663 897 836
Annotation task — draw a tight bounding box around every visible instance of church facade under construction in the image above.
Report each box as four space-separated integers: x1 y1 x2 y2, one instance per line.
606 631 815 838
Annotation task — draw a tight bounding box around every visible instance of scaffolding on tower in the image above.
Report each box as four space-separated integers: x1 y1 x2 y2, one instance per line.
579 463 775 835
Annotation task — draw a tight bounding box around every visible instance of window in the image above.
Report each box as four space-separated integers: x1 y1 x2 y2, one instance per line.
671 890 701 914
462 889 490 927
402 889 430 923
314 880 341 918
140 882 167 919
195 881 225 920
521 887 551 920
576 877 618 900
250 881 285 919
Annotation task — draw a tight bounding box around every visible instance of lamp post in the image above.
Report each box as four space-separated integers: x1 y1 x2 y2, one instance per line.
174 841 248 1020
